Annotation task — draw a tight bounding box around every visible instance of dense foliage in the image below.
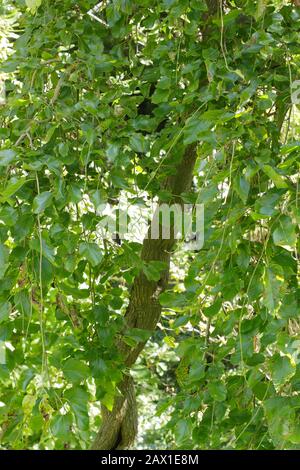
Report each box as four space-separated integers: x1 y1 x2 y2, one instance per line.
0 0 299 450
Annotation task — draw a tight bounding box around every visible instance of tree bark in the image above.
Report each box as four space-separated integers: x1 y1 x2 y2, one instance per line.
91 145 197 450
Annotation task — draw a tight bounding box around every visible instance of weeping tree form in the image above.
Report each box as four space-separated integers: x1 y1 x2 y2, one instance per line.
0 0 300 450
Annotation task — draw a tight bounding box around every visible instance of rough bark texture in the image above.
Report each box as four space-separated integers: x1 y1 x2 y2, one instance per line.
91 145 197 450
91 375 137 450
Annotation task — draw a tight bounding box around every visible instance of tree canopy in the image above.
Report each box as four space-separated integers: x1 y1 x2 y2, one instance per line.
0 0 299 450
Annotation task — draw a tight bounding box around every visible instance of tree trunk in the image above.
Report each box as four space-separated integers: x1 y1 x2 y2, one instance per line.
91 145 197 449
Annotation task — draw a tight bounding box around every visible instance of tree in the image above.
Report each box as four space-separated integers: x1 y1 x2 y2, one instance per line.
0 0 299 450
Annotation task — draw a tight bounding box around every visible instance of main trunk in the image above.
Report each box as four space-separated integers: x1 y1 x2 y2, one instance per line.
91 145 197 449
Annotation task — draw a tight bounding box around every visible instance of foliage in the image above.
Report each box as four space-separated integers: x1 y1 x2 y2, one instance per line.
0 0 299 450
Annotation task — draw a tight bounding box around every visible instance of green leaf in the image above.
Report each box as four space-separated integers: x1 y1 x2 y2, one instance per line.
0 149 16 166
14 290 31 317
62 358 89 384
129 133 150 153
157 76 171 90
142 261 166 281
22 394 36 415
270 354 296 388
51 413 73 439
208 382 227 402
151 88 170 104
93 304 110 324
189 363 205 382
265 398 296 443
163 335 176 348
25 0 42 13
105 143 120 161
32 191 53 214
68 184 82 203
20 368 35 391
33 256 54 287
111 170 130 189
101 393 115 412
263 267 281 313
184 110 234 145
0 177 31 202
64 387 89 431
0 243 9 279
175 419 192 444
0 301 10 323
124 328 152 345
262 165 288 189
79 242 103 267
159 291 191 310
203 299 222 319
272 215 297 251
173 315 189 328
91 189 106 209
254 192 280 218
0 206 17 226
234 176 250 203
30 237 56 264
